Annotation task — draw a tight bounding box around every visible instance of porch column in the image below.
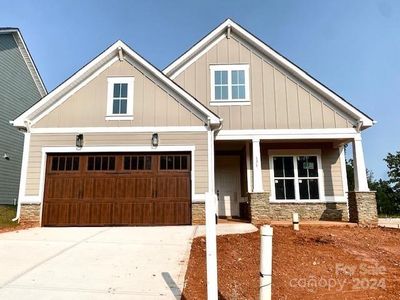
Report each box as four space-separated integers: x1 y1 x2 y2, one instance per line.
352 134 369 192
252 138 263 192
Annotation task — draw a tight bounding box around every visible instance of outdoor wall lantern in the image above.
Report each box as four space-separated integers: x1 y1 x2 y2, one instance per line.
152 133 159 147
3 153 9 160
76 134 84 148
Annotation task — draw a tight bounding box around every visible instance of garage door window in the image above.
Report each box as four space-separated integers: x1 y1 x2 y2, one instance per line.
51 156 80 172
87 156 116 171
124 155 152 170
160 155 189 171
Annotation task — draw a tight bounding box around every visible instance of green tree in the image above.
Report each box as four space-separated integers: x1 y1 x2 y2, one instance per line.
346 158 354 192
384 151 400 193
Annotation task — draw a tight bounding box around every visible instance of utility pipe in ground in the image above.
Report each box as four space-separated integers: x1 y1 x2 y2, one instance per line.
260 225 273 300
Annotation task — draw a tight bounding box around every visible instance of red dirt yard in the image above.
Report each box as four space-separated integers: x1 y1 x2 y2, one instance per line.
182 226 400 300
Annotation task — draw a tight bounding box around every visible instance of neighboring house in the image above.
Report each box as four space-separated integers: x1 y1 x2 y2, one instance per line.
12 19 377 226
0 28 46 205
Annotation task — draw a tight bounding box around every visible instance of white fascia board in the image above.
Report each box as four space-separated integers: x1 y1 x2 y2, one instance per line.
230 24 374 126
1 29 47 97
13 40 220 128
118 41 220 125
30 126 207 134
215 128 358 141
13 41 121 128
164 19 374 127
163 19 231 75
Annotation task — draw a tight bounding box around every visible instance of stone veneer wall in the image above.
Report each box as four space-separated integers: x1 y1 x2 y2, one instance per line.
20 204 41 224
248 192 270 224
269 202 349 221
248 192 349 224
348 191 378 225
192 202 205 224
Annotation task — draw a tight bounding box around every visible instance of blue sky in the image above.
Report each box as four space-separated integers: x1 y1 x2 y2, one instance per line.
1 0 398 179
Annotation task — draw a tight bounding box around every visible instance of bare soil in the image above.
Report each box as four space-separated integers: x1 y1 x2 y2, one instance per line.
0 222 38 233
182 226 400 300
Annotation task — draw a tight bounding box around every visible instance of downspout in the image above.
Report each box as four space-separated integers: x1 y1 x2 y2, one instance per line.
13 120 31 222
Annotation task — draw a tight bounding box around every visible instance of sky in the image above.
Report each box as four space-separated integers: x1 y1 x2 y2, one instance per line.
0 0 398 179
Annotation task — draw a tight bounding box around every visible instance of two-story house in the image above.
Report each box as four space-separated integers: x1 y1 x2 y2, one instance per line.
0 28 46 206
12 20 377 226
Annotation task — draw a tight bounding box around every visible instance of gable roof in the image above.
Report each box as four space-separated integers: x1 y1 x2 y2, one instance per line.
13 40 220 128
0 28 47 97
163 19 375 129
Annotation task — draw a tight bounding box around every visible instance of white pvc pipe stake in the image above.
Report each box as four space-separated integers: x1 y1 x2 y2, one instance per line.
205 192 218 300
292 212 299 231
260 225 273 300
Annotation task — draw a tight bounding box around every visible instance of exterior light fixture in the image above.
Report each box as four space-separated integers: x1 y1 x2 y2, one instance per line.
76 134 84 148
3 153 9 160
151 133 159 147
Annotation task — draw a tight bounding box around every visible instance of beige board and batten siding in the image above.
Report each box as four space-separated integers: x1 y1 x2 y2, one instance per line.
260 143 344 198
25 132 208 196
173 35 355 130
34 60 203 128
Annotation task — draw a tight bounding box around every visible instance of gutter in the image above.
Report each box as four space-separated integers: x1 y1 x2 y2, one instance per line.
12 121 31 222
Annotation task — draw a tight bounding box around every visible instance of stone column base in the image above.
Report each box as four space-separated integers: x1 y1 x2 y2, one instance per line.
192 202 205 225
348 191 378 225
20 204 41 224
248 192 270 225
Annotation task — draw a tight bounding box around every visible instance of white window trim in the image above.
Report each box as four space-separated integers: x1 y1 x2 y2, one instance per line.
210 64 250 105
268 149 327 203
106 77 134 120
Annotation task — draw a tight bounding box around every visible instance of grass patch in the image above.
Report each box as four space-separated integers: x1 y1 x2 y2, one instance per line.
379 214 400 218
0 205 18 227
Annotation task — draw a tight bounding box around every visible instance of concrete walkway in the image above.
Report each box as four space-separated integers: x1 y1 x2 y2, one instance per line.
195 223 258 237
379 218 400 229
0 226 196 300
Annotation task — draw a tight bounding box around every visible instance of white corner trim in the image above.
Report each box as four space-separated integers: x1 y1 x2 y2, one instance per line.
30 126 208 134
14 132 31 221
216 128 358 141
106 77 134 118
37 145 197 207
207 129 215 194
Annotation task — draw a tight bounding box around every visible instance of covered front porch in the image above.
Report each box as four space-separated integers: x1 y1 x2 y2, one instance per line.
213 129 377 225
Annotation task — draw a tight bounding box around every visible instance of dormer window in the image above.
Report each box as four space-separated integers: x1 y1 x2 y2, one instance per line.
106 77 134 120
210 65 249 105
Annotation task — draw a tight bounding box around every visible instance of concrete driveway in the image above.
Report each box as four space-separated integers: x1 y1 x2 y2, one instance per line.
0 226 196 300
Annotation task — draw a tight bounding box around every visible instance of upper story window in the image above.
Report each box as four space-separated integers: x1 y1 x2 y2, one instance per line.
106 77 134 120
210 65 249 105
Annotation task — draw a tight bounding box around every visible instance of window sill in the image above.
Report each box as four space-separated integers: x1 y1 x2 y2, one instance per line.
269 199 347 204
210 100 250 106
105 115 134 121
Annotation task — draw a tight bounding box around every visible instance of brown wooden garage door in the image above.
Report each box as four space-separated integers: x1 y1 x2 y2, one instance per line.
42 152 191 226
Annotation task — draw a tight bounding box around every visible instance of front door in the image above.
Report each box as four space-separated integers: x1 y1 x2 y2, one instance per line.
215 155 241 217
